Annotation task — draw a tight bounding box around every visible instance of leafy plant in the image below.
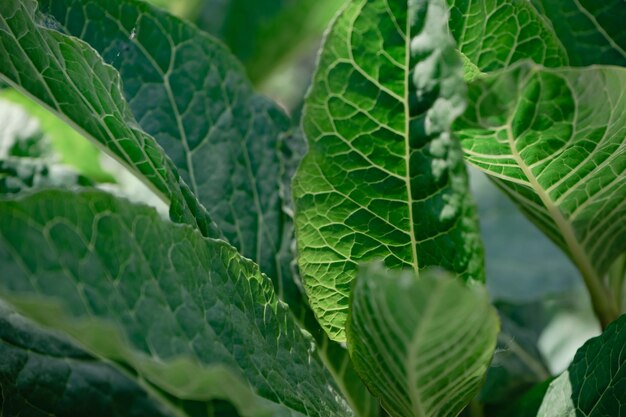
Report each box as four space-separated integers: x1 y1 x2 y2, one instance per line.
0 0 624 416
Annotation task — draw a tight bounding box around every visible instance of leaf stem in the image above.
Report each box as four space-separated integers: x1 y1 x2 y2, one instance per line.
504 122 619 330
608 254 626 313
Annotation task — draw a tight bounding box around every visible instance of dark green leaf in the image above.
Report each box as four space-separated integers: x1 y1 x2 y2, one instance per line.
0 0 220 238
347 263 499 417
0 190 349 417
37 0 304 313
537 314 626 416
293 0 484 341
0 302 179 417
481 302 551 406
485 378 553 417
531 0 626 66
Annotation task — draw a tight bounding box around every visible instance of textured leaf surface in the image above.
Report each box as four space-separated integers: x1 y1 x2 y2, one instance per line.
0 303 179 417
0 0 220 238
447 0 567 72
293 0 484 341
37 0 303 311
537 314 626 417
531 0 626 66
456 63 626 325
0 190 349 417
347 263 499 417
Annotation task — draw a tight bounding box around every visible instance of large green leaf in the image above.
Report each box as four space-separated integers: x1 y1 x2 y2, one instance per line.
293 0 485 341
0 302 181 417
531 0 626 67
447 0 568 72
455 62 626 327
537 314 626 417
347 263 499 417
36 0 303 313
0 190 350 417
0 0 220 238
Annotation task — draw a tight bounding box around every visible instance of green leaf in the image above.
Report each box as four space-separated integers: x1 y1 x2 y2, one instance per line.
0 302 181 417
447 0 568 72
0 0 220 239
485 378 552 417
195 0 344 83
537 314 626 417
531 0 626 66
480 302 551 407
456 62 626 327
37 0 303 312
347 263 499 417
293 0 485 341
0 190 350 417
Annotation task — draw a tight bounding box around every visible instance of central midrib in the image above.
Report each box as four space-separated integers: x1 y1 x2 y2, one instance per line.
404 8 420 276
504 112 614 323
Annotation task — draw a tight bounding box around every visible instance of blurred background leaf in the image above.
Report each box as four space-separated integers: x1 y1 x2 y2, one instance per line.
145 0 344 113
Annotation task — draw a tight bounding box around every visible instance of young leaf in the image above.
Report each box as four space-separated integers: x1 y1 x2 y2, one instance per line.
447 0 567 72
531 0 626 66
37 0 302 311
0 190 349 417
537 314 626 416
0 303 180 417
0 0 220 238
293 0 485 341
347 263 499 417
455 63 626 327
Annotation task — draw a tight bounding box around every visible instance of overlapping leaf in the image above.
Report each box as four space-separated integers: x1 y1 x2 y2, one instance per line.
347 263 499 417
36 0 303 311
531 0 626 67
447 0 567 72
0 303 180 417
293 0 484 341
537 314 626 417
0 0 220 238
0 190 349 417
449 0 626 76
455 63 626 326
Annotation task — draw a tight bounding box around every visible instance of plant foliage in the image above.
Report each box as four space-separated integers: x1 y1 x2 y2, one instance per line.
0 0 624 416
